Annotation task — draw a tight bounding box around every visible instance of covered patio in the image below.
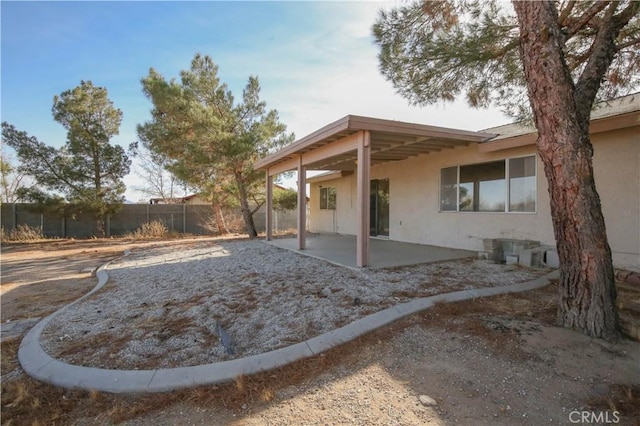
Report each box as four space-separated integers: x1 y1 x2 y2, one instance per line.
269 233 475 269
254 115 495 267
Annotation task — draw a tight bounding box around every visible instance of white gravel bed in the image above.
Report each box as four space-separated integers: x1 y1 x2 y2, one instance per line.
40 239 549 369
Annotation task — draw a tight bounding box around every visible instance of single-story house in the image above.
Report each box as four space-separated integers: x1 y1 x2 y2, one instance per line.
149 194 207 204
254 94 639 269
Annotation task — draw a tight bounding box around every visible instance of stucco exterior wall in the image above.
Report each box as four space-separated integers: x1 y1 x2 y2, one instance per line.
592 127 640 268
308 125 639 270
310 174 357 234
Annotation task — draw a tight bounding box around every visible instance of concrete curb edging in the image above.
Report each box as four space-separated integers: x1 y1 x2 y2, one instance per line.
18 255 559 394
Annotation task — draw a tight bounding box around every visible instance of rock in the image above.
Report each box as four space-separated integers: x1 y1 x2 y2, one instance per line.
419 395 437 407
216 322 235 356
353 297 362 306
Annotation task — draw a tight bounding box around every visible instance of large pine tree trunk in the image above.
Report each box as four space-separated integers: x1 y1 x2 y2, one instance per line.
513 1 619 340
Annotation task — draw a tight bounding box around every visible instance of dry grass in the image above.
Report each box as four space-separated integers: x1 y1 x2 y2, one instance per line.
1 312 402 425
123 220 169 240
2 276 96 322
1 338 20 376
5 275 619 426
57 330 132 359
51 315 211 370
390 289 418 298
414 283 559 361
1 338 103 426
588 384 640 425
0 225 46 242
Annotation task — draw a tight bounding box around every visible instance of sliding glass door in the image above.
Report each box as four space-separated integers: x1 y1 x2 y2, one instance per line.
370 179 389 237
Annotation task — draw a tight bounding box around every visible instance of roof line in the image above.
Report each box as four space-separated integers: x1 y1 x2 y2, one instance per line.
255 116 351 169
255 115 496 171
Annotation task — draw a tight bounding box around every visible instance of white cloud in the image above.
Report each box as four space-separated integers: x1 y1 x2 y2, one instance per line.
125 1 510 201
253 3 508 138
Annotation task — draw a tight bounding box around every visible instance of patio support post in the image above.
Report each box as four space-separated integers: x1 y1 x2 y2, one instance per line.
265 170 273 241
356 130 371 267
297 155 306 250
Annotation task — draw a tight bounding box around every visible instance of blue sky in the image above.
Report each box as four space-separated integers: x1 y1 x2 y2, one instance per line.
2 1 509 201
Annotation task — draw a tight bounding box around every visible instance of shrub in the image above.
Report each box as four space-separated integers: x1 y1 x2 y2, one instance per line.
125 220 169 239
0 224 45 242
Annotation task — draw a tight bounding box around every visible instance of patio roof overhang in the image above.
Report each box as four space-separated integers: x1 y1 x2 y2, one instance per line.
258 115 497 268
255 115 497 175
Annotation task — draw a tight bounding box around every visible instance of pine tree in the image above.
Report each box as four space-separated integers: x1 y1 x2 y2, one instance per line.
2 81 133 236
138 54 294 237
374 0 639 340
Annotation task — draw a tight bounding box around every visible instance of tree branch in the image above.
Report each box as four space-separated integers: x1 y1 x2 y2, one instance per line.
566 43 597 71
575 1 639 119
558 0 576 27
250 198 264 215
614 0 640 24
37 153 82 194
564 1 611 39
616 36 640 51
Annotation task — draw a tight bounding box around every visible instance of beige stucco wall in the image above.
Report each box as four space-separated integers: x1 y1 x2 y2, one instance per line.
309 174 357 234
592 127 640 269
308 125 639 270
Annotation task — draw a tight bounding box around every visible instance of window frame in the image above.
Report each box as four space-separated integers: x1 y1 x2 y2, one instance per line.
439 155 537 214
319 186 337 210
507 155 537 213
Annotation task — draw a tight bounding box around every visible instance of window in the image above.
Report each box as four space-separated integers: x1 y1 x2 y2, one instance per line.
440 156 536 213
320 187 336 210
508 156 536 212
440 167 457 211
459 161 506 212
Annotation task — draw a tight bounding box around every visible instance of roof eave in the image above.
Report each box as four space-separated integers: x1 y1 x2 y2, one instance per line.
255 115 498 171
254 115 351 170
479 110 639 153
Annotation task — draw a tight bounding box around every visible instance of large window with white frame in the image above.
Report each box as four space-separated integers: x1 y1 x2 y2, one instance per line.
440 156 536 213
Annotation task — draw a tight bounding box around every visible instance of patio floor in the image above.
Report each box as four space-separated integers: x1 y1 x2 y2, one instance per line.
268 233 475 269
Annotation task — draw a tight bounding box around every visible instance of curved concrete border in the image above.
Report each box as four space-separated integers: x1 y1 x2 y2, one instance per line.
19 254 559 394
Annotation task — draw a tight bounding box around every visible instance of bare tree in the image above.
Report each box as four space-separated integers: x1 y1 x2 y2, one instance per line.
132 147 185 203
0 149 32 203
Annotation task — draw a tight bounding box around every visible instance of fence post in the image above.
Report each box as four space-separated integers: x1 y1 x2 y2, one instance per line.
183 204 187 233
62 215 66 238
40 213 44 233
12 203 17 231
107 215 111 237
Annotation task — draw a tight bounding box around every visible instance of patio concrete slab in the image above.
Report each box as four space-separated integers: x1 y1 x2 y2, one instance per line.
269 234 475 269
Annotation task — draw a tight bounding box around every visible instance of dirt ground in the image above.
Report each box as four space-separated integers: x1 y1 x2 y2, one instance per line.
1 237 639 426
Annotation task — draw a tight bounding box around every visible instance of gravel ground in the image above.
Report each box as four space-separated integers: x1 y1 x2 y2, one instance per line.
40 239 549 369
